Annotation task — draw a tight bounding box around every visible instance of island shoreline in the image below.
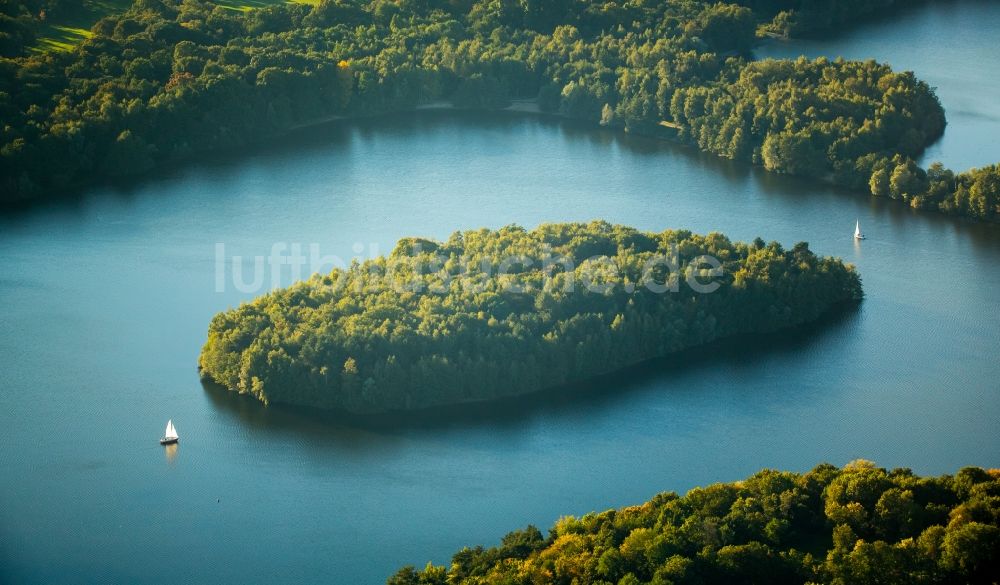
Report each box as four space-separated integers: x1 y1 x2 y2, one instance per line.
200 298 861 424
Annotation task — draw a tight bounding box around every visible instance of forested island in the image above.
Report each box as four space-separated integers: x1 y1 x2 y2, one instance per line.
1 0 998 218
387 461 1000 585
199 222 862 412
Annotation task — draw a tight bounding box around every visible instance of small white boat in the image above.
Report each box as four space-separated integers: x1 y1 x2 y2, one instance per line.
854 219 866 240
160 419 179 445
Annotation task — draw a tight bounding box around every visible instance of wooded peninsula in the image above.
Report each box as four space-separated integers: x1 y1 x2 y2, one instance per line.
199 222 862 412
2 0 999 219
387 461 1000 585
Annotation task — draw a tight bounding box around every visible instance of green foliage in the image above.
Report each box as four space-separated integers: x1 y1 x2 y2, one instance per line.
389 463 1000 585
692 3 756 55
1 0 996 221
199 221 862 412
672 57 946 175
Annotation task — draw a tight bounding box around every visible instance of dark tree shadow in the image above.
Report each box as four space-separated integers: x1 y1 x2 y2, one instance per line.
201 300 862 440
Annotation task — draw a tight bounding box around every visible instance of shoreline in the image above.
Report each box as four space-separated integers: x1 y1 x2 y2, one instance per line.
281 100 975 229
204 297 863 417
5 97 989 227
289 97 545 132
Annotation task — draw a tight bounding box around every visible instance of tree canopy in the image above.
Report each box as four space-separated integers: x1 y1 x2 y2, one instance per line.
388 461 1000 585
2 0 995 219
199 221 861 412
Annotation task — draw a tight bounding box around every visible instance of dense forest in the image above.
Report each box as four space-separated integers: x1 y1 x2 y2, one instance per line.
199 222 862 412
387 461 1000 585
1 0 998 218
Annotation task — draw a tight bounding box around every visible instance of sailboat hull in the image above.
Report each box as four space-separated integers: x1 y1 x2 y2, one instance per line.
160 437 179 445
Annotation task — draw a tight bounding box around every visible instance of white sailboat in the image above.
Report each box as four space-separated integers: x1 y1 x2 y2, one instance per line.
160 419 179 445
854 219 866 240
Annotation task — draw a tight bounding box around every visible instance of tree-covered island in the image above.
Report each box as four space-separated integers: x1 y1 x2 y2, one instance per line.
2 0 999 218
386 461 1000 585
199 222 862 412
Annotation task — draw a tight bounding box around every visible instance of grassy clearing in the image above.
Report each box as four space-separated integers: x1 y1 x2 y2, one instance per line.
34 25 94 52
30 0 132 53
30 0 320 52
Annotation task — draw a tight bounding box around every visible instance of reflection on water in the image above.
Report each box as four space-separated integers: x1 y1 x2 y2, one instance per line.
201 302 860 438
2 65 1000 583
754 0 1000 170
163 443 178 464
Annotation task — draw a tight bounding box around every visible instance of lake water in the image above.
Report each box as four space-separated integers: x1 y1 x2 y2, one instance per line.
756 0 1000 171
2 4 1000 584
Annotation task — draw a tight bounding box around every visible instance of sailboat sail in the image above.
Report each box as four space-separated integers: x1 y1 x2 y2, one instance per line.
165 420 178 440
855 220 863 239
